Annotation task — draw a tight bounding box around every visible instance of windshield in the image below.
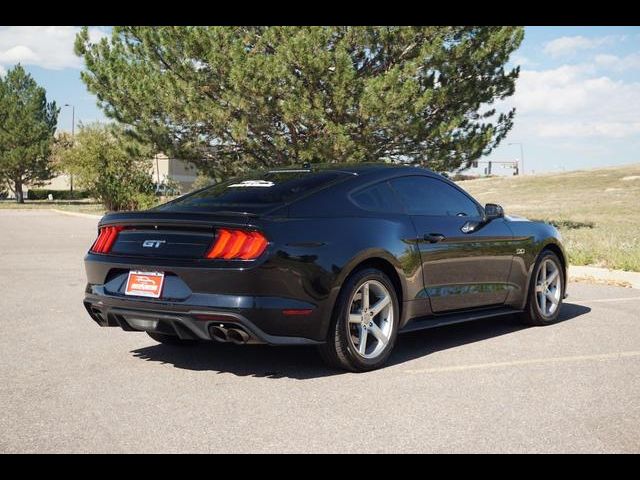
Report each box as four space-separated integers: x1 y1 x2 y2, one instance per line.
155 170 349 213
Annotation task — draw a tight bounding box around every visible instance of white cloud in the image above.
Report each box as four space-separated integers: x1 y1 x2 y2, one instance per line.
543 35 620 58
506 63 640 139
594 52 640 71
0 26 108 71
537 122 640 138
0 64 5 76
512 65 595 114
511 54 537 68
594 54 619 67
0 45 39 64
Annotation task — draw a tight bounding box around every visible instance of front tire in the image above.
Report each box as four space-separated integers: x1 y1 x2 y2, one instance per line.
318 268 399 372
146 331 198 346
520 250 565 325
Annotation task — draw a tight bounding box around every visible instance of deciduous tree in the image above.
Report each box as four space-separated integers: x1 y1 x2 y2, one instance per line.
58 123 155 211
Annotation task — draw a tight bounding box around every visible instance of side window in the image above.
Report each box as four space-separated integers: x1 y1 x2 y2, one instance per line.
389 176 480 217
351 181 403 214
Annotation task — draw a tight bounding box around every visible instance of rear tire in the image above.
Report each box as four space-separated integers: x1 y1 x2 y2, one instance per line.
520 250 565 326
318 268 399 372
146 331 198 346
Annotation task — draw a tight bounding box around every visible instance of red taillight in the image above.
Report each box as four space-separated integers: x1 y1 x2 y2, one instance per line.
90 226 124 254
281 309 313 316
205 229 268 260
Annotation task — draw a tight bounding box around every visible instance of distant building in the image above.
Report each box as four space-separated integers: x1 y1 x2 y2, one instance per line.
41 174 73 191
21 153 199 197
1 175 74 199
149 153 198 193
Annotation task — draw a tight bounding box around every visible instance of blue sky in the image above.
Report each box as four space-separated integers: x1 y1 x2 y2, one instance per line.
481 26 640 174
1 26 639 174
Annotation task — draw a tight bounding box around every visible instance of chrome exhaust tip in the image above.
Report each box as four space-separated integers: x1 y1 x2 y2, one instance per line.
226 328 250 345
209 325 229 343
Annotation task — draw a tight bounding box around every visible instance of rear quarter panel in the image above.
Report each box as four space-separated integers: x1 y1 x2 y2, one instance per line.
262 213 423 335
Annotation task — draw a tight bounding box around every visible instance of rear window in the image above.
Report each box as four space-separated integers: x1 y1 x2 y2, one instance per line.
156 170 348 212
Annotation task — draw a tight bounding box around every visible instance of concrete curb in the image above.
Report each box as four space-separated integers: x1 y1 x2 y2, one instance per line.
569 265 640 289
49 208 102 220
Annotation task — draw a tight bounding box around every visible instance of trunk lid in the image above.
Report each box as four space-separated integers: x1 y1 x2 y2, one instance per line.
96 210 259 260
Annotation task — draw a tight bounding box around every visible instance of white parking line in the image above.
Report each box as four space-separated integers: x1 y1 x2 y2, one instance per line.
404 351 640 374
571 297 640 303
49 208 102 220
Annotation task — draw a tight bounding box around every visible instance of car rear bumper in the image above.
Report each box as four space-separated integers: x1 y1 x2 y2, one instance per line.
83 288 323 346
83 248 341 343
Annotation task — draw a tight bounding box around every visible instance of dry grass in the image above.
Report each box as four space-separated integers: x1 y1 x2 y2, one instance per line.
0 200 106 215
458 163 640 272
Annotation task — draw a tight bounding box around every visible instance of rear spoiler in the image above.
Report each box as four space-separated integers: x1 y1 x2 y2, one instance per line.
98 210 257 229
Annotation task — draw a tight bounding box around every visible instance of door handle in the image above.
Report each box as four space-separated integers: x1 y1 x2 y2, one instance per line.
424 233 445 243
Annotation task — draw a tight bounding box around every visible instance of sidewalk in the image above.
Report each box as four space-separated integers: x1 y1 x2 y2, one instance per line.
569 266 640 289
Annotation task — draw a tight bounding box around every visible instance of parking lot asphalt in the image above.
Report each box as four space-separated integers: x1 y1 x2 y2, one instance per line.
1 209 639 453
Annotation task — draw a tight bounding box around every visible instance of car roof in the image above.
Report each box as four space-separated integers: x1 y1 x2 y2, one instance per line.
158 162 455 216
266 162 435 177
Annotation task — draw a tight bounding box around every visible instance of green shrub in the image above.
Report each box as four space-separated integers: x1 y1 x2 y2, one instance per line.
58 123 156 211
27 189 90 200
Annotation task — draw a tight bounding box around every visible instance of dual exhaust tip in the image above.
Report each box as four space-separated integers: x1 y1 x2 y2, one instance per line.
209 325 251 345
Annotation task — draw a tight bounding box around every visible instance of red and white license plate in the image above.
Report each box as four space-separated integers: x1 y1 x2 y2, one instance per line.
125 271 165 298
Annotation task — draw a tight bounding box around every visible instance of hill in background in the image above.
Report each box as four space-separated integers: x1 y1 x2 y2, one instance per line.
459 163 640 272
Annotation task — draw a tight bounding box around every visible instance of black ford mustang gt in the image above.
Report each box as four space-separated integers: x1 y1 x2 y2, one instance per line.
83 163 567 371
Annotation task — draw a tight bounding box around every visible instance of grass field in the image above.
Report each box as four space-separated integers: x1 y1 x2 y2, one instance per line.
0 200 106 215
458 163 640 272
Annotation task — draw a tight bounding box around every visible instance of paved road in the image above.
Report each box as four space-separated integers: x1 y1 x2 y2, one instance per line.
1 209 639 453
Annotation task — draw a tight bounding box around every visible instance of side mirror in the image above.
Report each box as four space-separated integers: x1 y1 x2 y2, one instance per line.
484 203 504 220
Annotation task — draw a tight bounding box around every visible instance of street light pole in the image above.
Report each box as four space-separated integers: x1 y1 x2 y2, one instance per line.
508 142 525 175
64 104 75 192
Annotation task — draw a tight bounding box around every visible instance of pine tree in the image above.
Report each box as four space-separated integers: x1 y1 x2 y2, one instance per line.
0 65 59 203
75 26 523 177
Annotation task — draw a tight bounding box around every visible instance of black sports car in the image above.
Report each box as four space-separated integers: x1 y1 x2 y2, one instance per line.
83 163 567 371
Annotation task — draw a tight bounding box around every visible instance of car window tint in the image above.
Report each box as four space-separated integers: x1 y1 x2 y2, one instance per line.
389 176 480 216
351 181 403 213
157 171 348 211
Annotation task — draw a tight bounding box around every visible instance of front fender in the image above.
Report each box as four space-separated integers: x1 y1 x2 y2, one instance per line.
505 219 567 309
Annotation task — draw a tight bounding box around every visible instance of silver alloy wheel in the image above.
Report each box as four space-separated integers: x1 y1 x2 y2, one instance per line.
347 280 394 359
535 258 561 317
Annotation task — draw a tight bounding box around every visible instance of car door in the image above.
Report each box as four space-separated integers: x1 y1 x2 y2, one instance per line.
389 175 514 313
